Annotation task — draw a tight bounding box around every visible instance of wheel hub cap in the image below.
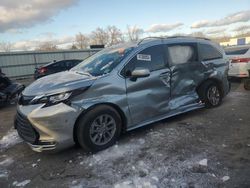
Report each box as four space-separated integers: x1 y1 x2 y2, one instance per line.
207 86 220 105
90 114 116 146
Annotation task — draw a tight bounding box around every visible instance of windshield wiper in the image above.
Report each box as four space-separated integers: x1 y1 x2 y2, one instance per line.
74 71 92 77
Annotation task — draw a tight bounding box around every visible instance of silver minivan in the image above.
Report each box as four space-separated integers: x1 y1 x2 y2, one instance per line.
15 37 230 152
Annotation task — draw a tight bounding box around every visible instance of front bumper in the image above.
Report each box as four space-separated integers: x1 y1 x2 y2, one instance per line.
15 103 82 152
28 142 57 152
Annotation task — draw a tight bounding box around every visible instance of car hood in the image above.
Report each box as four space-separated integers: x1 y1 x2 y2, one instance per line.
23 71 96 96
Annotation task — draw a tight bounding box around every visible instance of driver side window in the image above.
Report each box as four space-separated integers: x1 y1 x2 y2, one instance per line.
122 45 166 76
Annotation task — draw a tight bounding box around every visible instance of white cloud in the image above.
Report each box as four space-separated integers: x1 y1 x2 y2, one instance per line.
147 23 183 33
0 0 78 32
231 25 250 32
5 28 25 34
205 28 227 35
12 35 74 50
191 10 250 28
39 32 57 39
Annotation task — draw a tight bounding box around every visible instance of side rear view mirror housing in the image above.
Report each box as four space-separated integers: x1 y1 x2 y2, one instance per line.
129 67 150 81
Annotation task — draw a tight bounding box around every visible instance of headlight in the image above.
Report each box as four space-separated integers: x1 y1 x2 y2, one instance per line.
30 87 89 107
36 92 72 107
49 92 72 103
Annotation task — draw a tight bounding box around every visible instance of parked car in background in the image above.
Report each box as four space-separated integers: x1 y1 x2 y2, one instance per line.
16 37 230 152
225 45 250 78
0 68 25 107
34 59 83 79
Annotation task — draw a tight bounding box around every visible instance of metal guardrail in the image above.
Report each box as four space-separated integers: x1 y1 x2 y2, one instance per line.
0 49 100 78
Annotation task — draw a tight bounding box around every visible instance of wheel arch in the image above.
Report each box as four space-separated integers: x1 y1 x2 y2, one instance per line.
73 102 127 144
196 77 224 97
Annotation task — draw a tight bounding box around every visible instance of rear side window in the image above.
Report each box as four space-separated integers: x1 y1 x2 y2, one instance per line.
124 45 166 73
199 43 222 61
168 44 198 65
225 48 249 55
74 60 82 66
65 61 76 68
50 61 65 68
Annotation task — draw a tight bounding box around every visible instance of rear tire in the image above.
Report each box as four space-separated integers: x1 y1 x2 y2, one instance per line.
243 78 250 90
76 105 122 152
198 81 222 108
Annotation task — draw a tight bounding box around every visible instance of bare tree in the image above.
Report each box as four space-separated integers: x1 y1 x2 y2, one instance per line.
75 32 89 49
234 25 250 37
36 41 57 51
70 43 78 50
171 33 187 37
189 32 207 38
106 26 124 46
91 27 109 45
127 25 143 42
20 45 29 51
211 35 231 43
0 41 12 52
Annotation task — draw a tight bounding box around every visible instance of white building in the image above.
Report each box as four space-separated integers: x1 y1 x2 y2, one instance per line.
220 36 250 46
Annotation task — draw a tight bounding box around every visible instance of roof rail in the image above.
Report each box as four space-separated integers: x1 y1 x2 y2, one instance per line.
167 35 211 40
137 36 211 46
195 37 211 40
137 37 166 45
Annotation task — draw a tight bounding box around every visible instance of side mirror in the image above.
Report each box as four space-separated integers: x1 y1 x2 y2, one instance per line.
130 67 150 80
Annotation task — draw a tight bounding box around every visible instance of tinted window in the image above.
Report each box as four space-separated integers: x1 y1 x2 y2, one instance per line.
50 61 65 68
199 43 222 61
225 48 249 55
65 60 78 68
74 60 82 65
168 43 198 65
123 45 166 74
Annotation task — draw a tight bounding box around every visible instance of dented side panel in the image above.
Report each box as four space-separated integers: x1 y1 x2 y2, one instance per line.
169 61 205 109
71 72 132 125
72 40 230 131
125 68 171 125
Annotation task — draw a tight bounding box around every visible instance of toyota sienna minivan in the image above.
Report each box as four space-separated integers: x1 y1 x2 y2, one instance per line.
15 37 230 152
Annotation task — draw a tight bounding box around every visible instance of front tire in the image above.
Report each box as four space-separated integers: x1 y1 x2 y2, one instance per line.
198 81 222 108
76 105 122 152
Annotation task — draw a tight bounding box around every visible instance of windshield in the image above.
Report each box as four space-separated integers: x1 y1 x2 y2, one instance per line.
72 45 134 76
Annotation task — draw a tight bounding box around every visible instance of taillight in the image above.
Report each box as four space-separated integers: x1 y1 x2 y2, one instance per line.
38 67 48 73
231 58 250 63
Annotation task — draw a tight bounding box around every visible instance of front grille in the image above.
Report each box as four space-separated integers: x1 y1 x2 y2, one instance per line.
18 95 34 105
15 112 39 144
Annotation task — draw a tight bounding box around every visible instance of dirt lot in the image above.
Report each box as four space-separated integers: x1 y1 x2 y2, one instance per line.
0 81 250 188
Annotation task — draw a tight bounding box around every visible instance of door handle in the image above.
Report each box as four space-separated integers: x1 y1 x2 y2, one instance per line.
160 72 170 77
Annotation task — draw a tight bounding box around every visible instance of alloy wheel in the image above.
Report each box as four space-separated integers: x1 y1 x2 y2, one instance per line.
207 86 220 106
89 114 116 146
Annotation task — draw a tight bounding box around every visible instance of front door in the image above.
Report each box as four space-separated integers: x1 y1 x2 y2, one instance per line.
123 44 171 125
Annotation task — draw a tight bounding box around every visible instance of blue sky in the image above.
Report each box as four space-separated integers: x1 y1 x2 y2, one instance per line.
0 0 250 50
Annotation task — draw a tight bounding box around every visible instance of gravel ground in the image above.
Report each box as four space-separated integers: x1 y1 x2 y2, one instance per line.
0 81 249 188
